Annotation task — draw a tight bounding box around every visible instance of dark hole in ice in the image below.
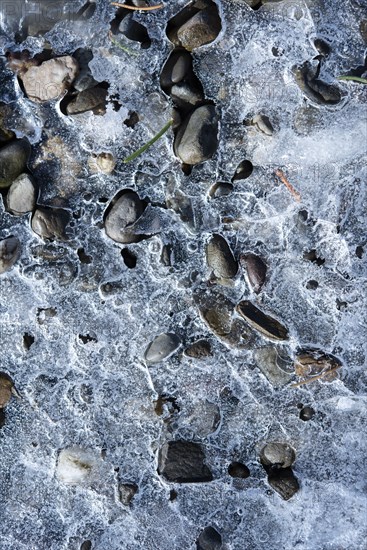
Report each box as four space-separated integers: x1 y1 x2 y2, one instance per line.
356 245 364 258
77 248 92 264
232 160 253 181
98 197 109 203
23 332 35 350
121 248 137 268
84 193 92 202
306 280 318 290
303 249 325 266
181 164 193 176
124 111 140 128
80 541 92 550
169 489 178 501
78 334 98 344
336 299 347 311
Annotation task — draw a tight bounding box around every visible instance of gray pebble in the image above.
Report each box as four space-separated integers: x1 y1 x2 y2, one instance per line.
184 339 212 358
176 7 222 51
206 234 238 279
31 207 70 240
118 482 138 505
174 105 218 165
260 442 296 469
104 190 145 244
6 173 37 215
144 333 181 364
240 253 267 293
161 50 192 90
0 236 21 274
158 440 213 483
0 139 31 188
170 81 204 110
66 87 108 115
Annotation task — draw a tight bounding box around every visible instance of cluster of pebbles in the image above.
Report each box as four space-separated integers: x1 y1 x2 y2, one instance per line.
1 0 366 549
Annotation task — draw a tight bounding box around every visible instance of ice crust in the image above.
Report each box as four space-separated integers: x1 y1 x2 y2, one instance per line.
0 0 367 549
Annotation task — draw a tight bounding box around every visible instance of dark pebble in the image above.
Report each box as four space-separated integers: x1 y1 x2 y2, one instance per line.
236 301 289 341
0 139 31 188
158 440 213 483
184 339 212 359
104 190 145 244
31 207 70 240
206 234 238 279
174 104 218 165
268 467 300 500
228 461 250 479
176 6 222 51
300 406 315 421
240 253 267 293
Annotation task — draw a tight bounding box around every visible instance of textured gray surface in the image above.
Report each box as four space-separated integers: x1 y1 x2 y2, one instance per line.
0 0 367 549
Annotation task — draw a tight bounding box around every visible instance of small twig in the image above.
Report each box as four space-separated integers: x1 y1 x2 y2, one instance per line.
290 364 341 388
337 76 367 84
123 119 173 163
108 31 139 56
111 2 163 10
275 169 301 202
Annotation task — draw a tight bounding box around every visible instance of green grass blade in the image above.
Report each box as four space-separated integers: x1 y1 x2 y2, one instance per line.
337 75 367 84
123 119 174 163
109 33 139 57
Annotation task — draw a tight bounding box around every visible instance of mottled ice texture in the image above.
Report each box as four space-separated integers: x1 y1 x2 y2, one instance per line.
0 0 367 549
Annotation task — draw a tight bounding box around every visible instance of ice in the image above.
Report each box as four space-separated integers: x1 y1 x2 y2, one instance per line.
1 0 367 548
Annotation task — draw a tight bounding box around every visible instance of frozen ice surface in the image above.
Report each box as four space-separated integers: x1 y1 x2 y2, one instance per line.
0 0 367 548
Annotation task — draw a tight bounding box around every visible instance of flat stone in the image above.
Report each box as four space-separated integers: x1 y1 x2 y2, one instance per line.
253 347 293 388
31 207 70 240
21 56 79 103
174 105 218 165
0 236 21 274
144 333 181 364
158 440 213 483
0 139 31 188
66 87 108 115
6 173 37 215
236 301 289 341
240 253 267 293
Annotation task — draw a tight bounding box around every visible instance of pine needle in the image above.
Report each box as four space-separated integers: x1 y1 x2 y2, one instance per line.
290 364 342 388
108 31 139 56
275 169 301 202
337 76 367 84
111 2 163 11
123 119 173 163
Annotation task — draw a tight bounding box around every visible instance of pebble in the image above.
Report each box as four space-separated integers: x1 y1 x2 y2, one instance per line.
267 467 300 500
240 253 267 293
170 81 204 110
66 87 108 115
118 482 138 505
0 372 19 408
232 159 253 181
209 182 233 198
160 50 192 91
174 104 218 165
0 236 21 274
158 440 213 483
195 290 251 349
236 301 289 341
31 207 70 240
293 62 341 105
260 442 296 469
251 114 274 135
119 14 151 48
144 333 181 364
88 152 116 174
206 234 238 279
176 7 222 51
299 406 315 421
294 349 341 382
228 461 250 479
0 409 5 428
104 190 145 244
0 139 31 188
196 526 222 550
20 56 79 102
184 339 212 358
6 173 37 215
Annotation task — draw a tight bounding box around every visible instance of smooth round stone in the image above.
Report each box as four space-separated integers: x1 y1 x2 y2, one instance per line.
160 50 192 90
0 139 31 188
260 442 296 469
0 236 21 274
174 105 218 165
144 333 181 364
104 191 144 244
206 234 238 279
228 461 250 478
6 173 36 215
177 7 222 51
